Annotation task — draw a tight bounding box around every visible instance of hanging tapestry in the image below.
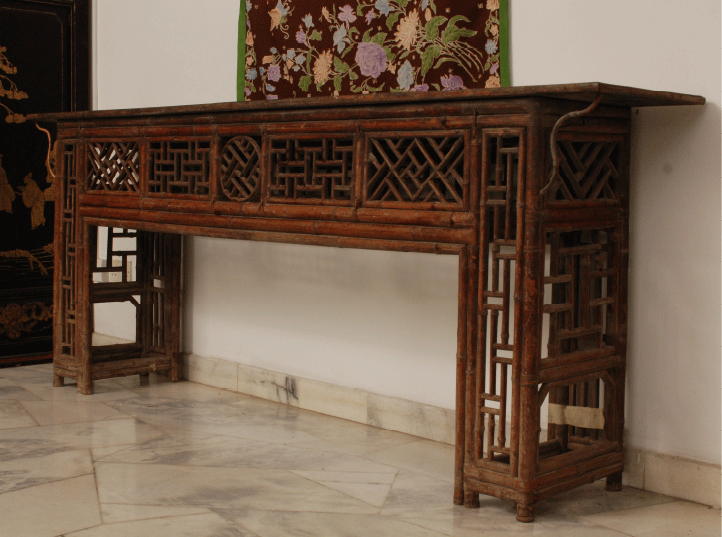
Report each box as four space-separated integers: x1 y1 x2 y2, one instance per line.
237 0 509 101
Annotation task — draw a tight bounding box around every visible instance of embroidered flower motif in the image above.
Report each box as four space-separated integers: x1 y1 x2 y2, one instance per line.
425 8 432 21
375 0 392 16
397 60 414 91
355 42 388 78
490 24 499 36
395 10 419 52
487 0 500 11
267 94 279 99
268 64 282 82
314 49 334 84
302 14 314 28
485 39 498 55
333 25 348 53
485 75 501 88
245 68 258 81
410 84 429 92
262 55 274 64
489 62 499 74
246 1 252 12
269 0 289 31
365 9 375 24
246 32 254 46
296 30 307 44
322 6 332 22
338 5 357 23
440 74 465 91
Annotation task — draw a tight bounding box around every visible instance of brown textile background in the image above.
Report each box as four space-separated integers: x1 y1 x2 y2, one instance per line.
244 0 503 100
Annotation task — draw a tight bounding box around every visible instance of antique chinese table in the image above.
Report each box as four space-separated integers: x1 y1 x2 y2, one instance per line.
33 83 704 521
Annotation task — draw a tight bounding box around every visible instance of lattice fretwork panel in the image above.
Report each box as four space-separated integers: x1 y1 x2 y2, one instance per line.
86 142 140 192
548 138 621 202
148 140 211 197
92 228 138 284
139 231 172 354
365 133 466 208
269 137 354 204
477 131 523 471
60 143 79 357
220 135 262 202
543 229 616 361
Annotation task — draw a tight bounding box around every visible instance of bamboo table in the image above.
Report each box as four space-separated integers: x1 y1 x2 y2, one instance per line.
34 83 704 521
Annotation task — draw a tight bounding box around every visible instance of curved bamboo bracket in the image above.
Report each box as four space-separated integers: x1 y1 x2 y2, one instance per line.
539 94 603 198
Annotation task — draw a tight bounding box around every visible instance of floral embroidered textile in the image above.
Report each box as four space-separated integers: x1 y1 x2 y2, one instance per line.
239 0 508 100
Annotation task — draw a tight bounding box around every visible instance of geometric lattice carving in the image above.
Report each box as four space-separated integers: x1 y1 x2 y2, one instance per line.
60 143 79 358
543 229 616 359
220 136 262 202
86 142 140 192
149 140 211 196
549 140 620 202
365 134 465 207
269 137 354 204
477 131 522 471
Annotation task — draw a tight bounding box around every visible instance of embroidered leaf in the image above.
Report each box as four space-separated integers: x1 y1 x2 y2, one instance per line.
371 32 387 46
334 75 342 92
420 45 442 76
434 56 455 69
459 28 477 38
299 75 312 91
334 57 350 73
356 4 364 16
349 71 359 80
386 12 400 30
368 83 385 92
424 16 446 41
397 0 410 8
362 28 373 43
309 30 322 41
385 47 394 62
441 25 461 46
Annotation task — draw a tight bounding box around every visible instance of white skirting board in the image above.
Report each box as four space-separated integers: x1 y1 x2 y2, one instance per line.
182 352 721 508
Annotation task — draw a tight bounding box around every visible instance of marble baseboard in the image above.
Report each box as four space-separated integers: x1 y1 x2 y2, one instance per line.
182 352 721 508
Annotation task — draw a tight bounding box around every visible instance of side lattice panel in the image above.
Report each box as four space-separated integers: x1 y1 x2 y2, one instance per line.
475 129 524 474
58 142 79 360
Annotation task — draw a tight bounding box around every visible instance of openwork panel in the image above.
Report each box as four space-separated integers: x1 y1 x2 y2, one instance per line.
86 141 140 192
365 133 466 208
476 131 523 471
268 137 354 204
60 143 79 357
148 140 211 197
220 135 263 202
139 231 173 354
548 137 622 202
543 229 617 362
92 228 138 284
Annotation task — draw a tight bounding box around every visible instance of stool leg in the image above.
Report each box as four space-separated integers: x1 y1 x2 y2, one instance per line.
53 374 64 387
516 503 534 523
463 491 480 508
605 471 623 491
139 373 150 386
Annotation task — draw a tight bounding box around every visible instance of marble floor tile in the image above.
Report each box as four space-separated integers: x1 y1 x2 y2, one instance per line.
19 399 130 426
366 437 456 483
0 448 93 493
0 418 165 458
99 503 210 524
219 510 450 537
67 511 253 537
583 499 722 536
0 400 37 429
0 474 101 537
95 461 380 514
1 363 719 536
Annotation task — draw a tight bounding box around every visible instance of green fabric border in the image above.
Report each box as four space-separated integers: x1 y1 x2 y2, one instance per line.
499 0 510 87
237 1 246 101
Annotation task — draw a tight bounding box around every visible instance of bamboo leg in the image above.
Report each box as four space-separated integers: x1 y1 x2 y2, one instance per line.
53 374 64 387
516 503 534 523
605 471 623 491
139 373 150 386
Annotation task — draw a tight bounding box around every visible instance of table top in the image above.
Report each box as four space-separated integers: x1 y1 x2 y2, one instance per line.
30 82 705 124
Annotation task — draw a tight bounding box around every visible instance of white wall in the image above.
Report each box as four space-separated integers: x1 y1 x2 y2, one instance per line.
94 0 721 465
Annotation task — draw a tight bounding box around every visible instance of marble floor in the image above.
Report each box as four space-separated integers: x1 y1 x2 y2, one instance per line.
0 363 719 537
